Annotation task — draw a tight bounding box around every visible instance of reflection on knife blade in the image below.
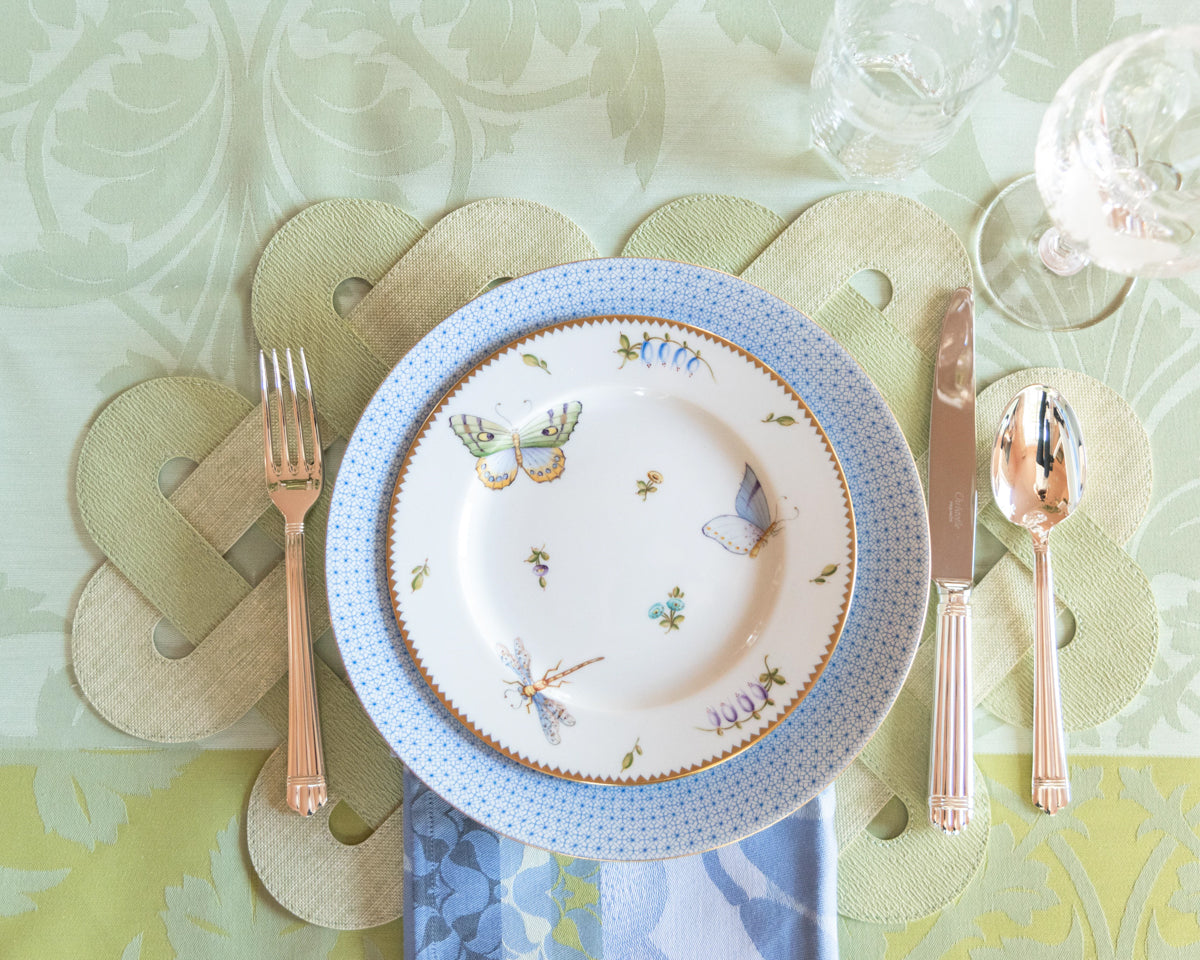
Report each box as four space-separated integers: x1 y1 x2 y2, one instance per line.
927 286 977 835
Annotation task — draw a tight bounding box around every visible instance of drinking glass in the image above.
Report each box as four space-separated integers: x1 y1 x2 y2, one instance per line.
976 27 1200 331
810 0 1018 182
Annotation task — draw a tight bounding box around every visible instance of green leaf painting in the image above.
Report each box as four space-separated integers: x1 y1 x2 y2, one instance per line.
411 559 431 591
0 865 70 917
161 817 338 959
522 352 551 373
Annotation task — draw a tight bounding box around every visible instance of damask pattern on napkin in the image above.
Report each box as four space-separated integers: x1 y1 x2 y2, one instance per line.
405 771 601 960
601 789 838 960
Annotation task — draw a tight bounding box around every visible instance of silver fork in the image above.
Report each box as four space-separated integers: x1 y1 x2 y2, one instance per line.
259 347 328 816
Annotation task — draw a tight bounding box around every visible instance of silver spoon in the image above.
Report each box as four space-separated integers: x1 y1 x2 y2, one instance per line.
991 385 1086 814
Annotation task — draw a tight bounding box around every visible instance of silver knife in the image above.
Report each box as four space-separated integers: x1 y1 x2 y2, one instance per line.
927 287 977 834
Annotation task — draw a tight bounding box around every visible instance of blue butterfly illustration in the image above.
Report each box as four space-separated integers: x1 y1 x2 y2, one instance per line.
496 637 604 745
702 463 784 558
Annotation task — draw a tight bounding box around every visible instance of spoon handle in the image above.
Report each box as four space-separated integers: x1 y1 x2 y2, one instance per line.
1032 537 1070 814
929 582 974 833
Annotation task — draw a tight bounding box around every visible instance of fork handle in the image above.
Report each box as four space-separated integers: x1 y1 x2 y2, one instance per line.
929 581 973 833
284 523 328 816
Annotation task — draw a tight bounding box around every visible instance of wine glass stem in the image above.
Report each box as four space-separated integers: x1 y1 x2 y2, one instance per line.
1038 226 1090 277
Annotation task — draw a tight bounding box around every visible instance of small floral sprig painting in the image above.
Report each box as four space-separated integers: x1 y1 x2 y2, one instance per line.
810 564 839 584
621 737 643 771
616 332 640 366
762 412 798 426
700 655 786 735
636 470 663 500
411 559 430 591
522 353 550 374
616 331 715 379
648 587 685 632
526 546 550 588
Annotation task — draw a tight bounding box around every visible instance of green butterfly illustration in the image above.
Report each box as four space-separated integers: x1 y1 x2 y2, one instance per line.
448 401 583 488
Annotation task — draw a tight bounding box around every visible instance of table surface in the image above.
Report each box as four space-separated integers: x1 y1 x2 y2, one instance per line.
3 1 1198 958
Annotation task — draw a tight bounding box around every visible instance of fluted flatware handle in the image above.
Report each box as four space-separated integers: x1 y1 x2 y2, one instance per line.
1032 535 1069 814
285 523 328 816
929 582 973 833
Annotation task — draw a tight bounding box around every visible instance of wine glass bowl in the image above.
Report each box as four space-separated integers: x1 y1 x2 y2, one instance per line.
976 27 1200 330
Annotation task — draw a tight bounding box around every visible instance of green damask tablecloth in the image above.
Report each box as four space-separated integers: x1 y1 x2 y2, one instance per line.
3 1 1199 958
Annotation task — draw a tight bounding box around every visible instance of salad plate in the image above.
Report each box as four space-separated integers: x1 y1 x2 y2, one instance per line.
327 258 930 860
387 316 855 784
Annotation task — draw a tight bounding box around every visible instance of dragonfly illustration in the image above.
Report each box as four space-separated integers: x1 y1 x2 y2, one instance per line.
496 637 604 745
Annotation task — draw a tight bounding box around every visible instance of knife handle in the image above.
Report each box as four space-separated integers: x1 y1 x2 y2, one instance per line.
929 581 973 834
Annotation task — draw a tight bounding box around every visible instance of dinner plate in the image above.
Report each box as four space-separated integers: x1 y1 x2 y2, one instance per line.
327 257 929 860
387 317 855 784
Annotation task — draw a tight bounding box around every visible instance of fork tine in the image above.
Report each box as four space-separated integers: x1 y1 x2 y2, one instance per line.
297 348 322 472
284 348 308 467
271 349 292 470
259 351 276 472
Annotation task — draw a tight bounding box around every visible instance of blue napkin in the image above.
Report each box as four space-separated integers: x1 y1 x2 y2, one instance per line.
404 770 837 959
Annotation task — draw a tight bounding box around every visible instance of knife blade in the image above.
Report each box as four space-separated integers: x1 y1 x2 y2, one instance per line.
927 286 977 835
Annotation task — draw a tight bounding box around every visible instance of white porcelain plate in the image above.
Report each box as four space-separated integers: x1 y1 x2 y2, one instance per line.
388 317 855 784
327 258 930 860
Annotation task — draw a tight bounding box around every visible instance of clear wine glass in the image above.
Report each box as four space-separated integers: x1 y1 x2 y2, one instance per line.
810 0 1018 183
976 27 1200 331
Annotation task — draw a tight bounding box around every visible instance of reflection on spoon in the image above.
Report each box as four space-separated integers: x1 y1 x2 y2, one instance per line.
991 385 1086 814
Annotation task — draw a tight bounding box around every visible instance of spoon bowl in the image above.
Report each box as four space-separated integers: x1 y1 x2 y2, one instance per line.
992 386 1086 537
991 385 1086 814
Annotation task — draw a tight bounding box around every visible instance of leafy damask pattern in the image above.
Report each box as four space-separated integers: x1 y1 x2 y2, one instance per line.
844 761 1200 958
1000 0 1157 102
162 817 339 958
0 670 199 851
406 771 601 959
423 0 589 81
702 0 825 53
506 850 601 958
0 865 70 917
0 0 676 388
0 573 63 638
